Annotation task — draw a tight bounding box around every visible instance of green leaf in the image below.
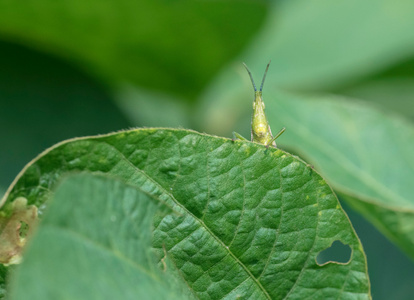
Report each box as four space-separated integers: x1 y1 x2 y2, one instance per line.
334 57 414 121
264 91 414 260
1 129 370 299
243 0 414 90
114 85 191 128
0 1 266 97
0 265 6 299
339 78 414 121
7 174 191 300
0 40 131 187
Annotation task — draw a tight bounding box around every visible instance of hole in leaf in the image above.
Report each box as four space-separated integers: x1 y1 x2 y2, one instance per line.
316 240 352 265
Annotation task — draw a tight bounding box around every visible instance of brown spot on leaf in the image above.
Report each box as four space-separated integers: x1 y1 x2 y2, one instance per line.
0 197 38 265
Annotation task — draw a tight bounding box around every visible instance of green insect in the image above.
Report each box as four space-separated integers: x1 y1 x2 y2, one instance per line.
233 61 285 148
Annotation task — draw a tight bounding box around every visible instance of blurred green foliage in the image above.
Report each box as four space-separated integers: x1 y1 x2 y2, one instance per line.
1 0 414 299
0 0 266 98
0 41 131 184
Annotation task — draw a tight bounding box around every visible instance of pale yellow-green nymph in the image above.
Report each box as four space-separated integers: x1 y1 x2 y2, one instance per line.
233 61 285 148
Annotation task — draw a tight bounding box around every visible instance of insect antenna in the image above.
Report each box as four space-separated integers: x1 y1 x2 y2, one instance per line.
259 60 271 92
242 62 257 92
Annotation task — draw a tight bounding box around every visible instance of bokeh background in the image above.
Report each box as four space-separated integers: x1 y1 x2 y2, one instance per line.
1 1 414 298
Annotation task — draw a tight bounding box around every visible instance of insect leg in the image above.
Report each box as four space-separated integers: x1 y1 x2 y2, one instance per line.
232 132 249 142
266 127 286 147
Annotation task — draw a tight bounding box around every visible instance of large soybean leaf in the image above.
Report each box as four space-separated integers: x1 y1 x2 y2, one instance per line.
1 129 370 299
0 0 265 97
244 0 414 91
8 174 190 300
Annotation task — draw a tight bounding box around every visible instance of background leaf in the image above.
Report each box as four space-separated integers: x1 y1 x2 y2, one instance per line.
114 85 191 128
242 0 414 91
337 59 414 120
0 0 266 98
8 174 191 300
0 41 131 186
2 129 370 299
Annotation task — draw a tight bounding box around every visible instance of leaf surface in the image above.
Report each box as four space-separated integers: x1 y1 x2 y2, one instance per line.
1 129 370 299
